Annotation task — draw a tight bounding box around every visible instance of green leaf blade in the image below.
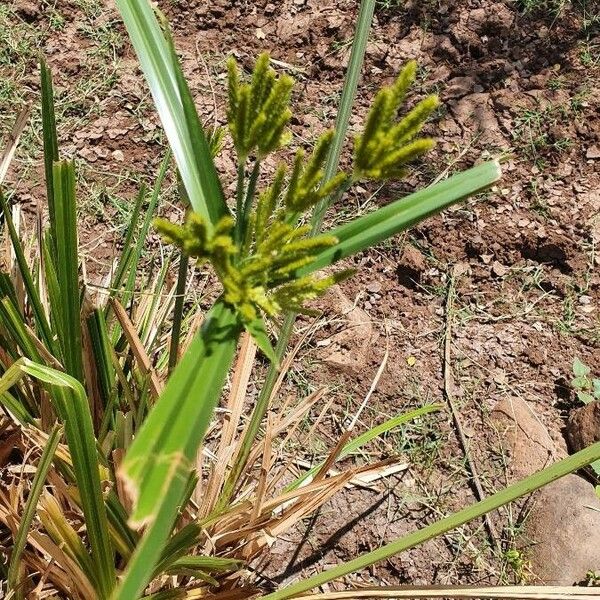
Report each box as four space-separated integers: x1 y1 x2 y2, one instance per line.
8 424 61 598
113 300 242 599
263 440 600 600
114 0 227 225
52 161 84 382
305 161 501 274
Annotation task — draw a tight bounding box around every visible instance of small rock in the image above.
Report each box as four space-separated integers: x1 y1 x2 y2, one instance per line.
366 281 382 294
566 402 600 453
525 345 546 367
468 8 487 32
488 2 515 30
321 289 373 374
525 475 600 584
111 150 125 162
453 262 470 277
586 145 600 159
445 76 475 99
491 260 509 277
491 397 563 480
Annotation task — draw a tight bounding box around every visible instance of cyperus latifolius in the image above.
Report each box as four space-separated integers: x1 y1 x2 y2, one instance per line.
354 60 439 180
156 55 437 329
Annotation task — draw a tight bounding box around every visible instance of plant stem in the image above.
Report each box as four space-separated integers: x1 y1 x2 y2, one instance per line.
241 159 261 246
311 0 376 231
235 161 246 243
219 0 376 504
262 441 600 600
217 312 295 507
168 252 189 375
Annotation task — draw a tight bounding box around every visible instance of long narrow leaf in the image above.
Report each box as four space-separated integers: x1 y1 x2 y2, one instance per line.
119 152 170 311
113 299 242 599
109 183 146 293
7 424 61 598
313 0 376 228
305 161 501 275
0 191 55 352
287 404 440 491
87 309 116 415
40 59 59 246
114 0 226 225
1 359 115 597
41 232 64 342
52 161 84 382
262 440 600 600
0 297 43 363
294 586 600 599
0 389 34 425
167 253 188 374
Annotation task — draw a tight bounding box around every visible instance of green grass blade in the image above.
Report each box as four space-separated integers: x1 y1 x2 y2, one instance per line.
166 555 242 575
2 359 116 597
119 152 170 310
0 297 43 363
313 0 376 229
286 404 441 491
167 253 188 374
40 58 59 246
0 390 34 426
87 309 116 415
52 161 84 382
7 424 61 599
0 272 19 307
168 176 191 374
114 0 226 224
109 184 146 293
0 191 55 352
105 490 138 559
168 30 227 223
113 300 242 599
244 316 278 365
305 161 501 274
41 232 64 340
143 258 173 346
262 440 600 600
152 523 201 576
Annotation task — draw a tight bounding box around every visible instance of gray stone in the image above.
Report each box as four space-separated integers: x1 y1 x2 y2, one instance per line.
491 397 563 480
525 475 600 584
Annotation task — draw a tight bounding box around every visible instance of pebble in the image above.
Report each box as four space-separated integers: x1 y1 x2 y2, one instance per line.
586 145 600 159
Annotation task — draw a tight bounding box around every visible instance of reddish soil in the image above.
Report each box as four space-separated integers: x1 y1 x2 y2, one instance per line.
2 0 599 590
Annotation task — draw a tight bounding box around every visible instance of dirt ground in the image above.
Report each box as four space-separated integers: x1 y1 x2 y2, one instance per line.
1 0 599 591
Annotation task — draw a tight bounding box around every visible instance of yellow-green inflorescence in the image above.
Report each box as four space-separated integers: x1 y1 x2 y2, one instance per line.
227 53 294 161
155 55 437 329
154 207 351 323
354 60 439 180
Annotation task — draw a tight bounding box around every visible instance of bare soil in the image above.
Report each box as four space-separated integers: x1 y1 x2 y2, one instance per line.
1 0 599 590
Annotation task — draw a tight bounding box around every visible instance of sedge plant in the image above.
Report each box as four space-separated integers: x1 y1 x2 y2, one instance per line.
0 0 599 599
